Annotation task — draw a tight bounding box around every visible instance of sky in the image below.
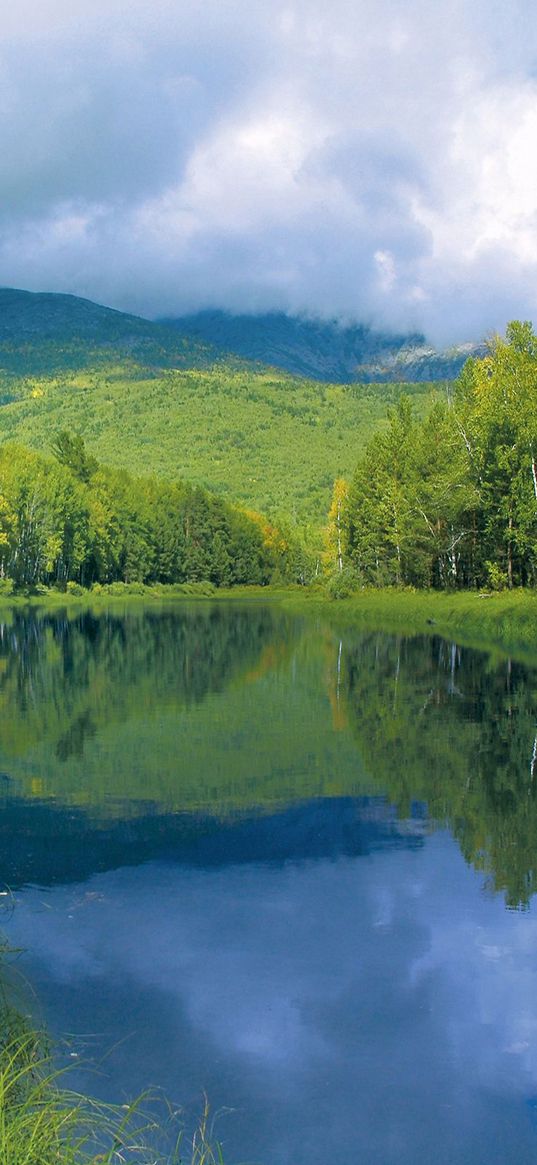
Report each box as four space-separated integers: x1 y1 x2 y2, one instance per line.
2 0 537 342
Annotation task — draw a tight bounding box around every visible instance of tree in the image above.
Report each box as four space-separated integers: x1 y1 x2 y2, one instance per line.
51 431 98 484
347 398 417 585
454 321 537 586
326 479 349 575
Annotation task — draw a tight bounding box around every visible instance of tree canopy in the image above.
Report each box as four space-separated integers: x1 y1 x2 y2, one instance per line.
343 322 537 589
0 438 306 589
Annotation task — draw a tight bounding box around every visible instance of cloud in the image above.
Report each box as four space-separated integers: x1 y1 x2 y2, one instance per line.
2 0 537 341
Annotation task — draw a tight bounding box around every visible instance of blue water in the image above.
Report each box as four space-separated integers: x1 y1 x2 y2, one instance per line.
2 605 537 1164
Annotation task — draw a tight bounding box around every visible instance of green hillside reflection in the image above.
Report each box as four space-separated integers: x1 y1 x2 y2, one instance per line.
0 605 367 813
0 605 536 906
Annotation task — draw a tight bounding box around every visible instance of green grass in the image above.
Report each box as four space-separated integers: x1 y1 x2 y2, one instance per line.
0 362 432 524
279 586 537 662
0 1036 133 1165
0 917 228 1165
0 1001 227 1164
0 981 137 1165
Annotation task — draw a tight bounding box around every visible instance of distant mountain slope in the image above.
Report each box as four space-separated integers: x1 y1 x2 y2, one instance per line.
0 287 147 340
0 287 450 524
0 287 217 374
161 310 482 383
0 365 432 524
0 288 480 383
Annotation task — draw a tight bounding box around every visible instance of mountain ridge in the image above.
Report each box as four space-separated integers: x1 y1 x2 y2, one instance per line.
0 286 218 374
0 286 481 381
160 309 483 383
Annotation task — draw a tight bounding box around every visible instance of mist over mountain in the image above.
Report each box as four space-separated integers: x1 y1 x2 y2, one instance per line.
161 311 483 383
3 2 537 345
0 288 482 382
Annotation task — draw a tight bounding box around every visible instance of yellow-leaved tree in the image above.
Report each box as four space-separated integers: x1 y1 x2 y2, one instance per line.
325 478 349 575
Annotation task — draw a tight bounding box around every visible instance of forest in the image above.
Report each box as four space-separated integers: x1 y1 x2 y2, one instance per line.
339 321 537 590
0 434 303 589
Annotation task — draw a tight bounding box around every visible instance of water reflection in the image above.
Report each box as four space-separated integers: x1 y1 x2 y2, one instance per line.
0 603 293 755
341 633 537 906
9 835 537 1165
0 794 426 889
0 607 536 905
1 606 537 1163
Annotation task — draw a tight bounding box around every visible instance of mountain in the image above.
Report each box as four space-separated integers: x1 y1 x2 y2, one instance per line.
0 287 149 341
0 289 436 524
0 288 480 382
0 287 217 375
160 310 482 383
0 288 465 523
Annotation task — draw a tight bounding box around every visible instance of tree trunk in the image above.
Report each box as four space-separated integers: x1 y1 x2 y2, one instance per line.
507 515 513 589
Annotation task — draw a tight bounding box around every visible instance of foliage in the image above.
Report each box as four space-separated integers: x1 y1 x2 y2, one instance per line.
344 322 537 589
50 430 98 483
325 564 359 599
325 478 349 577
0 440 308 589
0 361 432 529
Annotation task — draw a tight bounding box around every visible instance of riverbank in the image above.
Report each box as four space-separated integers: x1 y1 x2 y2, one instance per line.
1 581 537 662
281 588 537 661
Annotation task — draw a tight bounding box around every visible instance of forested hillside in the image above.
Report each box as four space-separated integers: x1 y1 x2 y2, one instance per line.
0 361 432 525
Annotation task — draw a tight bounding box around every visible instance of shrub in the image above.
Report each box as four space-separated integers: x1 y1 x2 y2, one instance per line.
325 565 360 599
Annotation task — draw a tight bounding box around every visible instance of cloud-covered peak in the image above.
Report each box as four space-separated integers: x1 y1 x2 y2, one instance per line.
2 0 537 343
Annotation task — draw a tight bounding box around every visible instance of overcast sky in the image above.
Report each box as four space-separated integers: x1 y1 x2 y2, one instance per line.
2 0 537 341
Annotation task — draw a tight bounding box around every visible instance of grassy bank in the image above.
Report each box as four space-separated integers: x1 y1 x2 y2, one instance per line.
281 587 537 661
0 993 225 1164
0 933 225 1164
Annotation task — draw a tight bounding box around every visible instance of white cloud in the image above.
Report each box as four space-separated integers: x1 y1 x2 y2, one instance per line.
2 0 537 340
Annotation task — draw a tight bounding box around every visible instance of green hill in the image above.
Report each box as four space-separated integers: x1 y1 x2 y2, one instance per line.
0 286 217 377
0 288 436 525
0 363 433 524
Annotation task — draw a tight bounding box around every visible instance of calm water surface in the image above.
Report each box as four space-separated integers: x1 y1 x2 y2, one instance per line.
2 603 537 1164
